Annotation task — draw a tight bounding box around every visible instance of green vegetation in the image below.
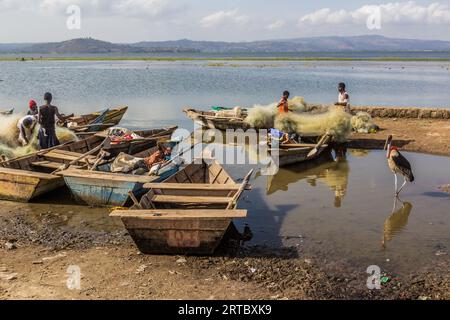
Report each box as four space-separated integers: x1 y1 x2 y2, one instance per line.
1 56 450 62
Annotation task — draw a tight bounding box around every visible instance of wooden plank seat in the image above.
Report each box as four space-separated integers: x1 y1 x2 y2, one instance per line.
31 161 82 170
144 183 241 191
110 209 247 219
151 195 234 204
42 150 97 163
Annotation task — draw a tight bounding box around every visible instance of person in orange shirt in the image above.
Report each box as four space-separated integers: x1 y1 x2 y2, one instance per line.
277 91 290 114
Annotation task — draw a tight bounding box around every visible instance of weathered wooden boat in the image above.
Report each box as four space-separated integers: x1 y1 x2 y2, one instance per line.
0 108 14 116
0 127 176 202
65 106 129 133
59 139 182 207
0 136 105 202
184 108 250 131
270 134 332 167
110 162 253 255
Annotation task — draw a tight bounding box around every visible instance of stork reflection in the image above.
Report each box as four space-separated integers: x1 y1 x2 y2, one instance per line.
382 198 413 249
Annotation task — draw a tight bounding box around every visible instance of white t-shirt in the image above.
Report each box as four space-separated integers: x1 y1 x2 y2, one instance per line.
17 115 36 130
338 91 350 105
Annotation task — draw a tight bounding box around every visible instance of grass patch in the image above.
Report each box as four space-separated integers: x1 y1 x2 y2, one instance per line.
1 56 450 62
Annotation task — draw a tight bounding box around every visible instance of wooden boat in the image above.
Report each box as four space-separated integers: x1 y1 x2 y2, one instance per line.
110 162 253 255
0 127 176 202
270 134 332 167
59 138 183 208
184 108 250 131
0 108 14 116
64 106 128 133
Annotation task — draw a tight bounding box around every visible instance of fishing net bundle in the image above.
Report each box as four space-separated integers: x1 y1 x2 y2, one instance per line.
351 112 379 133
0 114 78 160
274 107 352 142
244 96 352 141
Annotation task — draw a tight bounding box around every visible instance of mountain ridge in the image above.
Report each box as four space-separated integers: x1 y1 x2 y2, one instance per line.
2 35 450 54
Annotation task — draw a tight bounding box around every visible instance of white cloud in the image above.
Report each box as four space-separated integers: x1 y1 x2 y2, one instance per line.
200 9 249 28
299 1 450 26
267 20 286 31
0 0 180 19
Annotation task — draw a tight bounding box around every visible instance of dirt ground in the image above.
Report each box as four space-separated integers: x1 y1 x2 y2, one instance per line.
348 118 450 156
0 209 449 300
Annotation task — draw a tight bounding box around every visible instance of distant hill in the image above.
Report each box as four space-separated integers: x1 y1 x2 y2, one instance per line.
2 35 450 54
0 38 199 54
134 35 450 52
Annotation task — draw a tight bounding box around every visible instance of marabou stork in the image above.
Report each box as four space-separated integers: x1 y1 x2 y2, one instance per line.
384 135 415 197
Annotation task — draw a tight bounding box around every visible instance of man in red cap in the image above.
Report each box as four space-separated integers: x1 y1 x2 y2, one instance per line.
27 100 38 116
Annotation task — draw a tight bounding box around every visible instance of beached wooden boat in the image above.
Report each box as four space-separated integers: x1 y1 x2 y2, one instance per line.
110 162 253 255
0 127 176 202
59 138 181 207
65 106 128 133
270 134 332 167
0 108 14 116
184 108 250 131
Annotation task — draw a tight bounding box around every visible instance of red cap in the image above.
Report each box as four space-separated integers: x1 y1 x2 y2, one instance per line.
29 100 37 108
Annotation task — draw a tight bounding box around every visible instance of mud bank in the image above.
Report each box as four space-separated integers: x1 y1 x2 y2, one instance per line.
348 118 450 156
0 206 449 300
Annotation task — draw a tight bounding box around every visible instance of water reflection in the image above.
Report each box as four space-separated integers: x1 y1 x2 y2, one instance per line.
265 153 350 208
382 199 413 249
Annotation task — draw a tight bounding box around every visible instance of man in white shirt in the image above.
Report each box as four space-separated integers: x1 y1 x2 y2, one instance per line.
17 115 37 146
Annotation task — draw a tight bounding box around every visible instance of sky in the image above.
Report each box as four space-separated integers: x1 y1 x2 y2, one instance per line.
1 0 450 43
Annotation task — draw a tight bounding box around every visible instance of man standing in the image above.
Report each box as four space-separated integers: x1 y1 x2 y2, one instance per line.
17 115 37 146
38 92 66 149
27 100 38 116
335 83 351 112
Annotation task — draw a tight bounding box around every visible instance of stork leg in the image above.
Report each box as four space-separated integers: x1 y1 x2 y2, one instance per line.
396 177 408 197
394 174 398 196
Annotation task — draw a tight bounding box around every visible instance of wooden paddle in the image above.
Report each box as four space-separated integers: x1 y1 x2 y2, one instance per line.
307 133 332 158
52 137 109 174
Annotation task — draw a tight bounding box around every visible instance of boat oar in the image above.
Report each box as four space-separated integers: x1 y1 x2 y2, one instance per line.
226 169 254 210
307 134 331 158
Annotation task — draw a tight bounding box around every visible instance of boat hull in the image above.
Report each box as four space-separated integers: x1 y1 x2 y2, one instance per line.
0 168 64 202
62 169 178 207
122 217 233 255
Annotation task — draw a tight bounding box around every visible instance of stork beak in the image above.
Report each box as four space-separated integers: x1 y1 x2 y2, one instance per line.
384 135 393 150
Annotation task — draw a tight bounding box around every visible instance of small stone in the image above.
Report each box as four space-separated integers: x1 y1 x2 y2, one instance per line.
435 251 447 257
4 242 17 250
418 296 429 301
304 259 312 265
136 265 147 274
0 272 18 281
176 257 187 264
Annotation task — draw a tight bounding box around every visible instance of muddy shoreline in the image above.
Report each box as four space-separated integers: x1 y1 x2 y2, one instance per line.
0 203 449 300
348 118 450 157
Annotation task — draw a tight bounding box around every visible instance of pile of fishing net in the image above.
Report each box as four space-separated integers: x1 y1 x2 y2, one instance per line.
0 114 78 160
244 96 352 142
350 112 379 134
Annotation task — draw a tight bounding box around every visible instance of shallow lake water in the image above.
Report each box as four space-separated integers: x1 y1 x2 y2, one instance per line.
228 149 450 274
1 59 450 132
